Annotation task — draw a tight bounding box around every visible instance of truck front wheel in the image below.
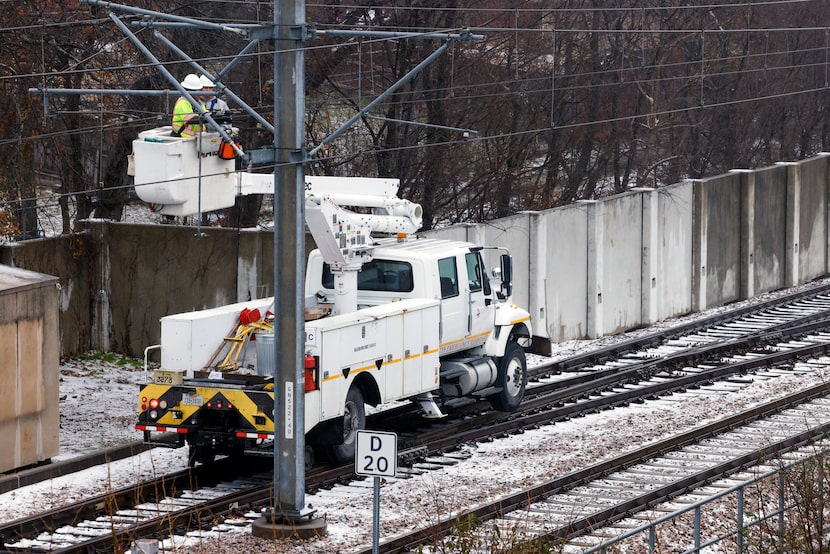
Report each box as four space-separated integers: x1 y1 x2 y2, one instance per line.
489 341 527 412
328 386 366 463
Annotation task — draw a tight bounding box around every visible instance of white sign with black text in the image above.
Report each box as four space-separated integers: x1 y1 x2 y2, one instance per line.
355 430 397 478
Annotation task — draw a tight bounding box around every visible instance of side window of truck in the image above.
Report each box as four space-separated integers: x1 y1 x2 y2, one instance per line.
438 257 459 298
465 253 483 292
322 260 414 292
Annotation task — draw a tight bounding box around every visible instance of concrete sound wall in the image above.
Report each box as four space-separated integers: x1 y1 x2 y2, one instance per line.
93 223 276 356
425 154 822 340
2 154 830 356
424 184 695 342
2 224 275 358
690 156 829 312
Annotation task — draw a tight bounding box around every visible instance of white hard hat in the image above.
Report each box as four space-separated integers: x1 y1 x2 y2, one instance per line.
180 73 202 90
199 74 216 88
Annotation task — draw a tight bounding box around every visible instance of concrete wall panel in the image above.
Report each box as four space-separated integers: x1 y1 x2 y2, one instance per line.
693 174 742 310
541 203 589 341
596 192 645 336
792 155 828 281
750 165 787 294
654 182 694 320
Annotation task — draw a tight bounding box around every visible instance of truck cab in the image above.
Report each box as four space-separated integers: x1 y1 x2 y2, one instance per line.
305 236 523 360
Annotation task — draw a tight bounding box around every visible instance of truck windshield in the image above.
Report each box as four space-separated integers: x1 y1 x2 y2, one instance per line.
322 260 414 292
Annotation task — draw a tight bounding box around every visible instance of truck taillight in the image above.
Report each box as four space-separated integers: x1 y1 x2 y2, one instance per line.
304 355 318 392
206 400 233 409
141 396 158 411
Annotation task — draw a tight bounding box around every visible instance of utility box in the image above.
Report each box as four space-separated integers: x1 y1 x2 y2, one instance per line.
0 265 59 472
160 297 274 377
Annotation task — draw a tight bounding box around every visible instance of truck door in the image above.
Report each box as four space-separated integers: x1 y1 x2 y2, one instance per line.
464 251 494 343
437 256 466 354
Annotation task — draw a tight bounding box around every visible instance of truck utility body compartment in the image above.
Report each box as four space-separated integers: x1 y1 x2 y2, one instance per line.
307 298 440 423
139 297 440 445
160 298 274 376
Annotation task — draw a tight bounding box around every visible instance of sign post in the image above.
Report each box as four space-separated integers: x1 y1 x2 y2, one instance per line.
355 430 398 554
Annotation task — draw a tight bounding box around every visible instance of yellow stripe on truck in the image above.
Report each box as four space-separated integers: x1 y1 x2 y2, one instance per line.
440 330 490 349
321 356 405 383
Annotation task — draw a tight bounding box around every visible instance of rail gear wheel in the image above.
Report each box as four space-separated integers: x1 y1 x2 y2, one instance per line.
328 386 366 463
489 340 527 412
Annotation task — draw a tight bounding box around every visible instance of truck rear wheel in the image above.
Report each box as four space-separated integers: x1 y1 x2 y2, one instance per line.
328 386 366 463
489 341 527 412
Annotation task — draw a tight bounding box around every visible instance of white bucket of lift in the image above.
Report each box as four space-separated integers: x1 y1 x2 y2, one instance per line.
197 131 221 154
256 333 276 377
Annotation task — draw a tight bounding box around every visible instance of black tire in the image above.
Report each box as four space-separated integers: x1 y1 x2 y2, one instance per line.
489 341 527 412
328 386 366 463
304 444 316 471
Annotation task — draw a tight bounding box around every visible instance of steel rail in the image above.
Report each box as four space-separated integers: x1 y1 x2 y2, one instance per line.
7 286 830 551
541 281 830 374
356 381 830 554
5 337 829 552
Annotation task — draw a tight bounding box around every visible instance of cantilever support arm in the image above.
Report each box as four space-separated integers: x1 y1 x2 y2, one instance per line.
102 11 243 159
307 41 451 158
82 0 246 35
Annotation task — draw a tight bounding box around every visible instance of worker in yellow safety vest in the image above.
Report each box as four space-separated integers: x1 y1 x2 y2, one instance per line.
171 73 210 137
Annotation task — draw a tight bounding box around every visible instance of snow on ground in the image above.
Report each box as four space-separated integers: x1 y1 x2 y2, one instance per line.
1 280 829 553
7 199 830 551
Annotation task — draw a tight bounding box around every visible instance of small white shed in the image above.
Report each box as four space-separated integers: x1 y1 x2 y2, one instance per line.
0 264 59 472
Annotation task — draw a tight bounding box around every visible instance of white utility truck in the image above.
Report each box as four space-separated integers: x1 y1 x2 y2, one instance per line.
132 126 532 464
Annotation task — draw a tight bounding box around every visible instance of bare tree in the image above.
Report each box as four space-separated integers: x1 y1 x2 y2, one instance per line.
5 1 830 236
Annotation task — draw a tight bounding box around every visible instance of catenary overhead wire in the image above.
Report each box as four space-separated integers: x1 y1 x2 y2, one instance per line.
3 1 829 206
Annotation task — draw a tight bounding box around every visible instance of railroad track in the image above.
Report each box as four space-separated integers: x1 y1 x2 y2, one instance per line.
5 281 830 497
368 381 830 554
7 283 830 551
9 331 830 552
539 280 830 375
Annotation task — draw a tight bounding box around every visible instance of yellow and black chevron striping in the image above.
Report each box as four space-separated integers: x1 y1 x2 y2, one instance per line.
138 383 275 433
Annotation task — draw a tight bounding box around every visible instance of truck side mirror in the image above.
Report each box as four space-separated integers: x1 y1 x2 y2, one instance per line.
499 254 512 299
